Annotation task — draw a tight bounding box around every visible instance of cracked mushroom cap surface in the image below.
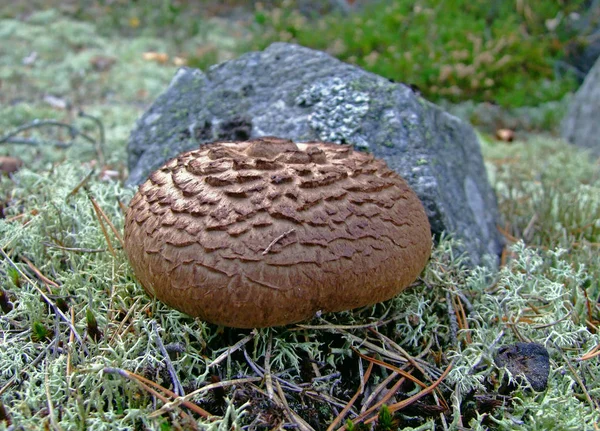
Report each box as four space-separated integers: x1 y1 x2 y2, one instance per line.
124 137 432 328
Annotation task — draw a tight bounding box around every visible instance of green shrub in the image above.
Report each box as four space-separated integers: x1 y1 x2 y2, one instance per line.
250 0 586 107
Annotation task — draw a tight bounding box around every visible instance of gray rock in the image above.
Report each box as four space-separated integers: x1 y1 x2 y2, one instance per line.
495 342 550 392
562 56 600 156
127 42 504 266
563 0 600 80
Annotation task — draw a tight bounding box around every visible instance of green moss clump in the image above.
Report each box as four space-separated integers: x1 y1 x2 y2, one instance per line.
249 0 585 107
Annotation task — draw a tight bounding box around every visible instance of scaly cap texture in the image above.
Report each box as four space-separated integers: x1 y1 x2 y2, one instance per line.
124 137 432 327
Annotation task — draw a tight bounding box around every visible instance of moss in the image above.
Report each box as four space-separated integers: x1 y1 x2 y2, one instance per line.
0 151 598 428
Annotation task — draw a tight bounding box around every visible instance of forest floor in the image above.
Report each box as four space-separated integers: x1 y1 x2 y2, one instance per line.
0 4 598 431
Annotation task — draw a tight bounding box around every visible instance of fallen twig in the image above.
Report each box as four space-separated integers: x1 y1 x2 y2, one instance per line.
0 247 87 350
262 229 295 255
580 344 600 361
208 330 256 368
21 255 59 292
102 367 211 419
152 321 185 397
148 376 262 418
327 360 374 431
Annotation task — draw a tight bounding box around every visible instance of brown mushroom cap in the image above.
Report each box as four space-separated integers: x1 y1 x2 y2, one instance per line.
124 137 432 328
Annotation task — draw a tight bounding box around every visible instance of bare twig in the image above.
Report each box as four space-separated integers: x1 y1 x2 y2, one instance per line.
67 170 95 200
554 343 597 411
148 376 262 418
88 195 125 249
327 360 374 431
580 344 600 361
353 349 429 390
340 362 453 429
0 247 87 350
0 119 97 149
89 196 116 257
360 371 398 412
78 111 105 166
208 330 256 368
43 242 108 254
296 318 393 331
152 321 185 397
102 367 211 419
446 291 459 346
384 362 452 416
45 362 64 431
66 307 75 379
264 331 274 400
1 138 71 148
108 297 141 344
262 229 295 255
21 255 59 292
274 379 315 431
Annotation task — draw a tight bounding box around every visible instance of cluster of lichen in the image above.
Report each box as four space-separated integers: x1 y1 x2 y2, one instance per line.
0 137 598 429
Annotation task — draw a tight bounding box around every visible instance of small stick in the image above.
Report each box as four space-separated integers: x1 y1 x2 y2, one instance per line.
451 290 471 344
43 242 108 253
296 318 393 331
102 367 211 418
108 297 141 344
351 377 410 428
368 328 446 408
347 362 453 429
446 291 459 346
360 371 398 413
152 321 185 397
45 363 64 431
207 330 256 368
88 195 125 249
339 331 409 364
327 360 374 431
21 255 59 292
89 196 115 257
0 247 87 350
580 344 600 361
384 363 452 415
242 349 306 393
67 170 95 200
262 229 295 255
352 348 428 390
275 379 315 431
555 343 597 411
264 331 274 400
66 307 75 379
78 111 106 166
149 376 262 418
0 138 71 148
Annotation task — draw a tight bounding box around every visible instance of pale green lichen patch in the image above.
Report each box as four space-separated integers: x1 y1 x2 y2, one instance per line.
0 148 598 429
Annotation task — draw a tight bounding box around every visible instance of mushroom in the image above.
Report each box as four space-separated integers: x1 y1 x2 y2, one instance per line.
124 137 431 328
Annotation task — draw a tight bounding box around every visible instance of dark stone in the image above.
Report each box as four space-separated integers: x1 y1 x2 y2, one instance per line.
563 1 600 80
495 342 550 392
126 43 504 266
562 55 600 156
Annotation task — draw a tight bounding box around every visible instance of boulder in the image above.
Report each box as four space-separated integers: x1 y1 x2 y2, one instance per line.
562 55 600 156
563 0 600 80
127 42 504 266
